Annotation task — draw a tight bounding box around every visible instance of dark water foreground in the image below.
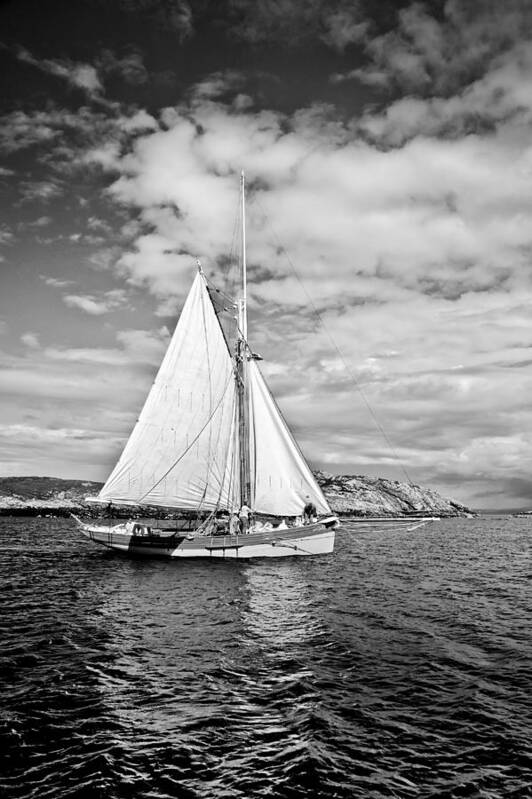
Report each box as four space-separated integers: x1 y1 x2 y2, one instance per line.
0 517 530 799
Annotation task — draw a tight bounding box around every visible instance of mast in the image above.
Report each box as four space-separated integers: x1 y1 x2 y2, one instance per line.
237 171 252 508
240 170 247 340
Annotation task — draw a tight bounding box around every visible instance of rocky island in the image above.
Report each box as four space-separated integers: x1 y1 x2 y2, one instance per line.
0 474 472 517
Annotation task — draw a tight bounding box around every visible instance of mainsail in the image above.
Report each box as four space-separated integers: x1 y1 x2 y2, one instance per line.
247 359 331 516
96 271 240 511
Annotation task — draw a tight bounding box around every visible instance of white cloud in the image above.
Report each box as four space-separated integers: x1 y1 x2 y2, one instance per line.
359 41 532 146
331 67 389 87
62 295 111 315
73 71 532 507
17 47 103 95
321 7 368 51
43 347 125 365
0 321 175 479
28 216 53 228
97 49 148 85
87 216 111 233
41 329 169 367
0 225 14 245
19 180 63 203
117 109 158 133
41 275 75 289
4 5 532 506
354 0 532 95
191 70 244 100
94 99 532 312
61 289 128 316
116 327 169 364
21 332 40 349
0 110 60 153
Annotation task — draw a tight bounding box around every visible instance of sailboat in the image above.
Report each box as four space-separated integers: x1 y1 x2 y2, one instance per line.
74 173 339 558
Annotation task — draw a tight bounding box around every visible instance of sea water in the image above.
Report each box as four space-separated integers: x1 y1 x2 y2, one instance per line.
0 517 530 798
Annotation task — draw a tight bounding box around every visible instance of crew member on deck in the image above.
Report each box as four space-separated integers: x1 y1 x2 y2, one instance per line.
238 504 251 534
303 497 317 524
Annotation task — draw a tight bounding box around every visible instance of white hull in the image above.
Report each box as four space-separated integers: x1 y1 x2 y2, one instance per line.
75 517 338 559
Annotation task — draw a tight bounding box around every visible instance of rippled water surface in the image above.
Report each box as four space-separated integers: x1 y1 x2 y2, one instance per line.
0 517 530 798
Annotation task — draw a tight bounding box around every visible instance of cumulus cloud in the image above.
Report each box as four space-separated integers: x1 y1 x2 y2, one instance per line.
0 225 14 246
62 289 129 315
115 327 170 364
27 216 53 228
223 0 376 48
152 0 194 39
191 70 245 101
0 110 59 153
3 2 532 505
21 332 40 349
88 97 532 308
321 5 368 51
0 322 174 478
17 47 103 95
359 40 532 145
0 107 105 154
40 276 75 289
72 62 532 506
117 109 158 133
18 179 64 204
97 49 149 85
331 67 389 87
87 216 112 234
0 102 158 179
351 0 532 96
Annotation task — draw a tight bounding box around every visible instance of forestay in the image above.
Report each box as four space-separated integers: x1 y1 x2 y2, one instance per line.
96 272 240 511
248 359 331 516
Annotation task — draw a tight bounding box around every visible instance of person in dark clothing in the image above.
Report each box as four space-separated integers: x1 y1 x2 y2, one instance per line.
303 497 317 524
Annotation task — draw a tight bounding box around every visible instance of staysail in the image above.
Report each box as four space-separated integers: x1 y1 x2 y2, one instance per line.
96 271 240 511
248 358 331 516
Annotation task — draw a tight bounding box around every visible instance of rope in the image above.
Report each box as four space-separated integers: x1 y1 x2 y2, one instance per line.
194 279 215 519
252 196 413 486
203 273 236 306
207 190 240 302
270 540 315 555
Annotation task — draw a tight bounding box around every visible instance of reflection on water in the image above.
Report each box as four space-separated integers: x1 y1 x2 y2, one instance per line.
243 562 322 647
91 559 245 738
0 517 531 798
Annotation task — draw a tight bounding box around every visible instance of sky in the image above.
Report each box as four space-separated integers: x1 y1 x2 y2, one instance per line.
1 0 532 510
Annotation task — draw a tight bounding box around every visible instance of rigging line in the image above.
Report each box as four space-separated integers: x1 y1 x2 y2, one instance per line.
201 282 237 516
136 370 235 504
254 198 412 485
205 286 234 360
203 273 237 305
250 364 257 510
203 275 237 370
216 190 241 301
215 388 238 513
195 280 215 518
229 195 241 298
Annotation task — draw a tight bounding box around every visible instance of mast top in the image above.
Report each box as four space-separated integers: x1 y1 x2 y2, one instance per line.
239 167 247 340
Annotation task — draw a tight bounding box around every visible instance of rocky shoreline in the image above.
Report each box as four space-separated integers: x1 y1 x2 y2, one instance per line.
0 474 473 518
